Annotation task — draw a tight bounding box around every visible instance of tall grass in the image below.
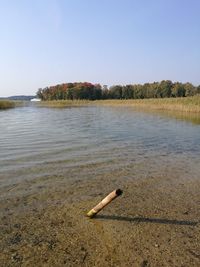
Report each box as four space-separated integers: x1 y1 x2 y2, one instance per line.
36 95 200 113
36 99 91 108
93 95 200 113
0 100 15 109
0 100 27 109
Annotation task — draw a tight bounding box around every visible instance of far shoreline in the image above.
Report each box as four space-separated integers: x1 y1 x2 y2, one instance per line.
35 95 200 113
1 96 200 114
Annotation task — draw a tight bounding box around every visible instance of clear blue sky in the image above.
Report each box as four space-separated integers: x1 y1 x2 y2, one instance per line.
0 0 200 97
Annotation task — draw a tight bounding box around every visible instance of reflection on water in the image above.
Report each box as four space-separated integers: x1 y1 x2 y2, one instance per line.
167 111 200 125
139 108 200 125
0 106 200 191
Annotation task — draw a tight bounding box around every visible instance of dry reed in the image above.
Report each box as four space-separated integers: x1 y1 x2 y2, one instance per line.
36 95 200 113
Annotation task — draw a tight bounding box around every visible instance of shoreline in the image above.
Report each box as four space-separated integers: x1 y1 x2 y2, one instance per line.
35 95 200 113
1 99 200 266
0 100 27 110
0 100 15 109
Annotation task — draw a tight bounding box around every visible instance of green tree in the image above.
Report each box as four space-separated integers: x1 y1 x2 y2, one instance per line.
109 85 123 99
36 88 44 100
171 82 185 97
159 80 173 98
197 85 200 94
184 82 196 96
122 85 134 99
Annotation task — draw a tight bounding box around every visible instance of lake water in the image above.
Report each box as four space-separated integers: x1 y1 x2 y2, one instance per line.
0 106 200 195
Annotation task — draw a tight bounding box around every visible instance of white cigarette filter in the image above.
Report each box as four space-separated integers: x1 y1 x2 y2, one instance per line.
87 189 123 218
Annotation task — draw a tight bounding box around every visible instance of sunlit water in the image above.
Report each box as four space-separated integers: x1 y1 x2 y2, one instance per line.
0 106 200 191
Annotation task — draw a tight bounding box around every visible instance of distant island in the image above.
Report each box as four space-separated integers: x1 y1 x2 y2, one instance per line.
1 82 200 112
34 81 200 113
36 81 200 101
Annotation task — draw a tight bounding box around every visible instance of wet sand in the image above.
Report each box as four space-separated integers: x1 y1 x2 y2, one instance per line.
0 161 199 267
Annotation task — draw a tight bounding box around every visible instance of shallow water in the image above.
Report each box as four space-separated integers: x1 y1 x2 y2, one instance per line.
0 106 200 192
1 105 200 267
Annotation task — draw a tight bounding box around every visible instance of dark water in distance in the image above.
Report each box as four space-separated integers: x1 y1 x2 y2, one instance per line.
0 106 200 190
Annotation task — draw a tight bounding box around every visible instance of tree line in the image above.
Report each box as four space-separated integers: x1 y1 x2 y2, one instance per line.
37 81 200 101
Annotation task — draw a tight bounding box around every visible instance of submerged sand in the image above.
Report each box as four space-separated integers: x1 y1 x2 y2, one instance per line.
0 161 199 267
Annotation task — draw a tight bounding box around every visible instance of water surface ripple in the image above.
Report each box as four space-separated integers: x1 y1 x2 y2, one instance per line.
0 106 200 188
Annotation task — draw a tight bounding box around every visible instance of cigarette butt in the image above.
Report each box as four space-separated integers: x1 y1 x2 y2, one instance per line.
87 189 123 218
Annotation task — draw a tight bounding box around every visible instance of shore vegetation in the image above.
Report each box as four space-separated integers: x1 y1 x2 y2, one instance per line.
0 100 15 109
94 95 200 113
36 95 200 113
37 81 200 101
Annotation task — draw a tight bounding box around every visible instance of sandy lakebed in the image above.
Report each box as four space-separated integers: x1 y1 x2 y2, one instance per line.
0 105 200 266
0 159 200 267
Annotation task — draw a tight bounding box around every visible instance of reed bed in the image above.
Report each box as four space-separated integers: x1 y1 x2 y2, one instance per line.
0 100 28 109
36 99 91 108
0 100 15 109
93 96 200 113
37 95 200 113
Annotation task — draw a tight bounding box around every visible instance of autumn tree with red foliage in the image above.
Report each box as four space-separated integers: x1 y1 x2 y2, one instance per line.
37 81 200 100
37 82 102 100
